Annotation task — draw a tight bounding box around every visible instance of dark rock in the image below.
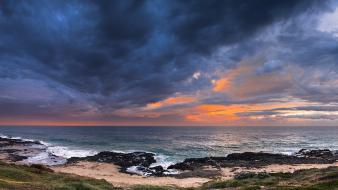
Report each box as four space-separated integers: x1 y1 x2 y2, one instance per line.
67 151 175 176
68 151 156 171
0 137 42 146
234 172 257 180
297 149 334 159
168 150 337 172
30 164 54 172
128 166 165 176
234 172 270 180
8 154 27 162
168 157 225 170
0 136 64 165
149 165 165 176
0 149 19 154
226 152 286 161
173 167 221 179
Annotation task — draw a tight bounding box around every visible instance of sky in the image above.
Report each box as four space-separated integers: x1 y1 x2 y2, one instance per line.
1 0 338 126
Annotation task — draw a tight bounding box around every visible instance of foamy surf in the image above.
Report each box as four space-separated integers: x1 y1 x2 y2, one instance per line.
47 146 98 159
125 153 180 176
23 152 67 166
151 154 176 169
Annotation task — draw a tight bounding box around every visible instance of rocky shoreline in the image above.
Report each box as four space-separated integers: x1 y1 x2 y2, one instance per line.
0 136 65 164
1 136 338 177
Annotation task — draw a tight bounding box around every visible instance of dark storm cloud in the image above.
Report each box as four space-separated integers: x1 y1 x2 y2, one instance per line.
168 0 323 55
264 28 338 103
0 0 326 111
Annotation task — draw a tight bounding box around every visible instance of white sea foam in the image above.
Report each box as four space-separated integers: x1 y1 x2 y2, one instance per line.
152 154 180 175
125 153 180 176
47 145 98 158
39 140 51 146
150 154 175 169
23 152 67 166
164 169 180 175
0 134 40 143
126 166 152 176
0 134 9 138
110 149 129 154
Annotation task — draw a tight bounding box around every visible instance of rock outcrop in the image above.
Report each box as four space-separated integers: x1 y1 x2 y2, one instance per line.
68 151 157 172
168 149 338 171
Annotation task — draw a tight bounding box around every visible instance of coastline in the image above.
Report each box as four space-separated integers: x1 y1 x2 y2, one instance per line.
52 161 338 188
1 135 338 188
53 161 210 188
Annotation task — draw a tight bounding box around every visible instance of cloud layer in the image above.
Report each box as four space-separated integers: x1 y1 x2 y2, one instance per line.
0 0 338 126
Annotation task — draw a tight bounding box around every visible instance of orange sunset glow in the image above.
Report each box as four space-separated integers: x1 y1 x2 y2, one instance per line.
0 0 338 127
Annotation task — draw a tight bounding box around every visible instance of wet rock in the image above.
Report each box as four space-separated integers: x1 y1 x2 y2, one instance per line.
0 136 64 165
0 149 19 154
68 151 156 171
168 157 225 170
149 165 165 176
8 154 27 162
297 149 334 159
0 137 42 147
168 150 337 171
226 152 286 161
67 151 174 176
128 165 165 176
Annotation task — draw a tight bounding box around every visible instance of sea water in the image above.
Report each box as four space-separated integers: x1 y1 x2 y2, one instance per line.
0 126 337 168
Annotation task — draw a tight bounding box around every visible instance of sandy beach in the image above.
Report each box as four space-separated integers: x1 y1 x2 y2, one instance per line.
53 161 338 188
53 161 210 187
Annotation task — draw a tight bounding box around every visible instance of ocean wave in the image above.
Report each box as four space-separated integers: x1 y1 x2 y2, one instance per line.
0 133 98 164
23 152 67 166
150 154 175 169
47 146 98 158
2 133 179 175
0 134 36 143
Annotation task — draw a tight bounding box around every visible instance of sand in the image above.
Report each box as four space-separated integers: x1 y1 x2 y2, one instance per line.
220 162 338 180
53 162 210 188
53 161 338 188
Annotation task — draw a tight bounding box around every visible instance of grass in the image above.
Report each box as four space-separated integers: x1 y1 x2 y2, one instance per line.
197 166 338 190
0 161 337 190
134 167 338 190
0 161 118 190
132 185 175 190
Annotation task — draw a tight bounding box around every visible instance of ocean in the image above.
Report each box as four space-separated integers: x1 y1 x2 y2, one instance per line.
0 126 338 168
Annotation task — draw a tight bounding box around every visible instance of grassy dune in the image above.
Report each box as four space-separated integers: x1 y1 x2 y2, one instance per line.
200 167 338 190
0 161 337 190
0 161 117 190
133 167 338 190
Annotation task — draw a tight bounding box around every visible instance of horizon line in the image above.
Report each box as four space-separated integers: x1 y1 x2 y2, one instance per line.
0 124 338 128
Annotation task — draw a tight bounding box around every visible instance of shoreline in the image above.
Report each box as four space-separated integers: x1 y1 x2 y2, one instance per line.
1 136 338 188
52 161 338 188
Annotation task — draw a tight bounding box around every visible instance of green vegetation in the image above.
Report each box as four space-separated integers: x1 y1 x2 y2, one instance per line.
133 185 174 190
134 167 338 190
0 161 118 190
0 161 337 190
196 166 338 190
